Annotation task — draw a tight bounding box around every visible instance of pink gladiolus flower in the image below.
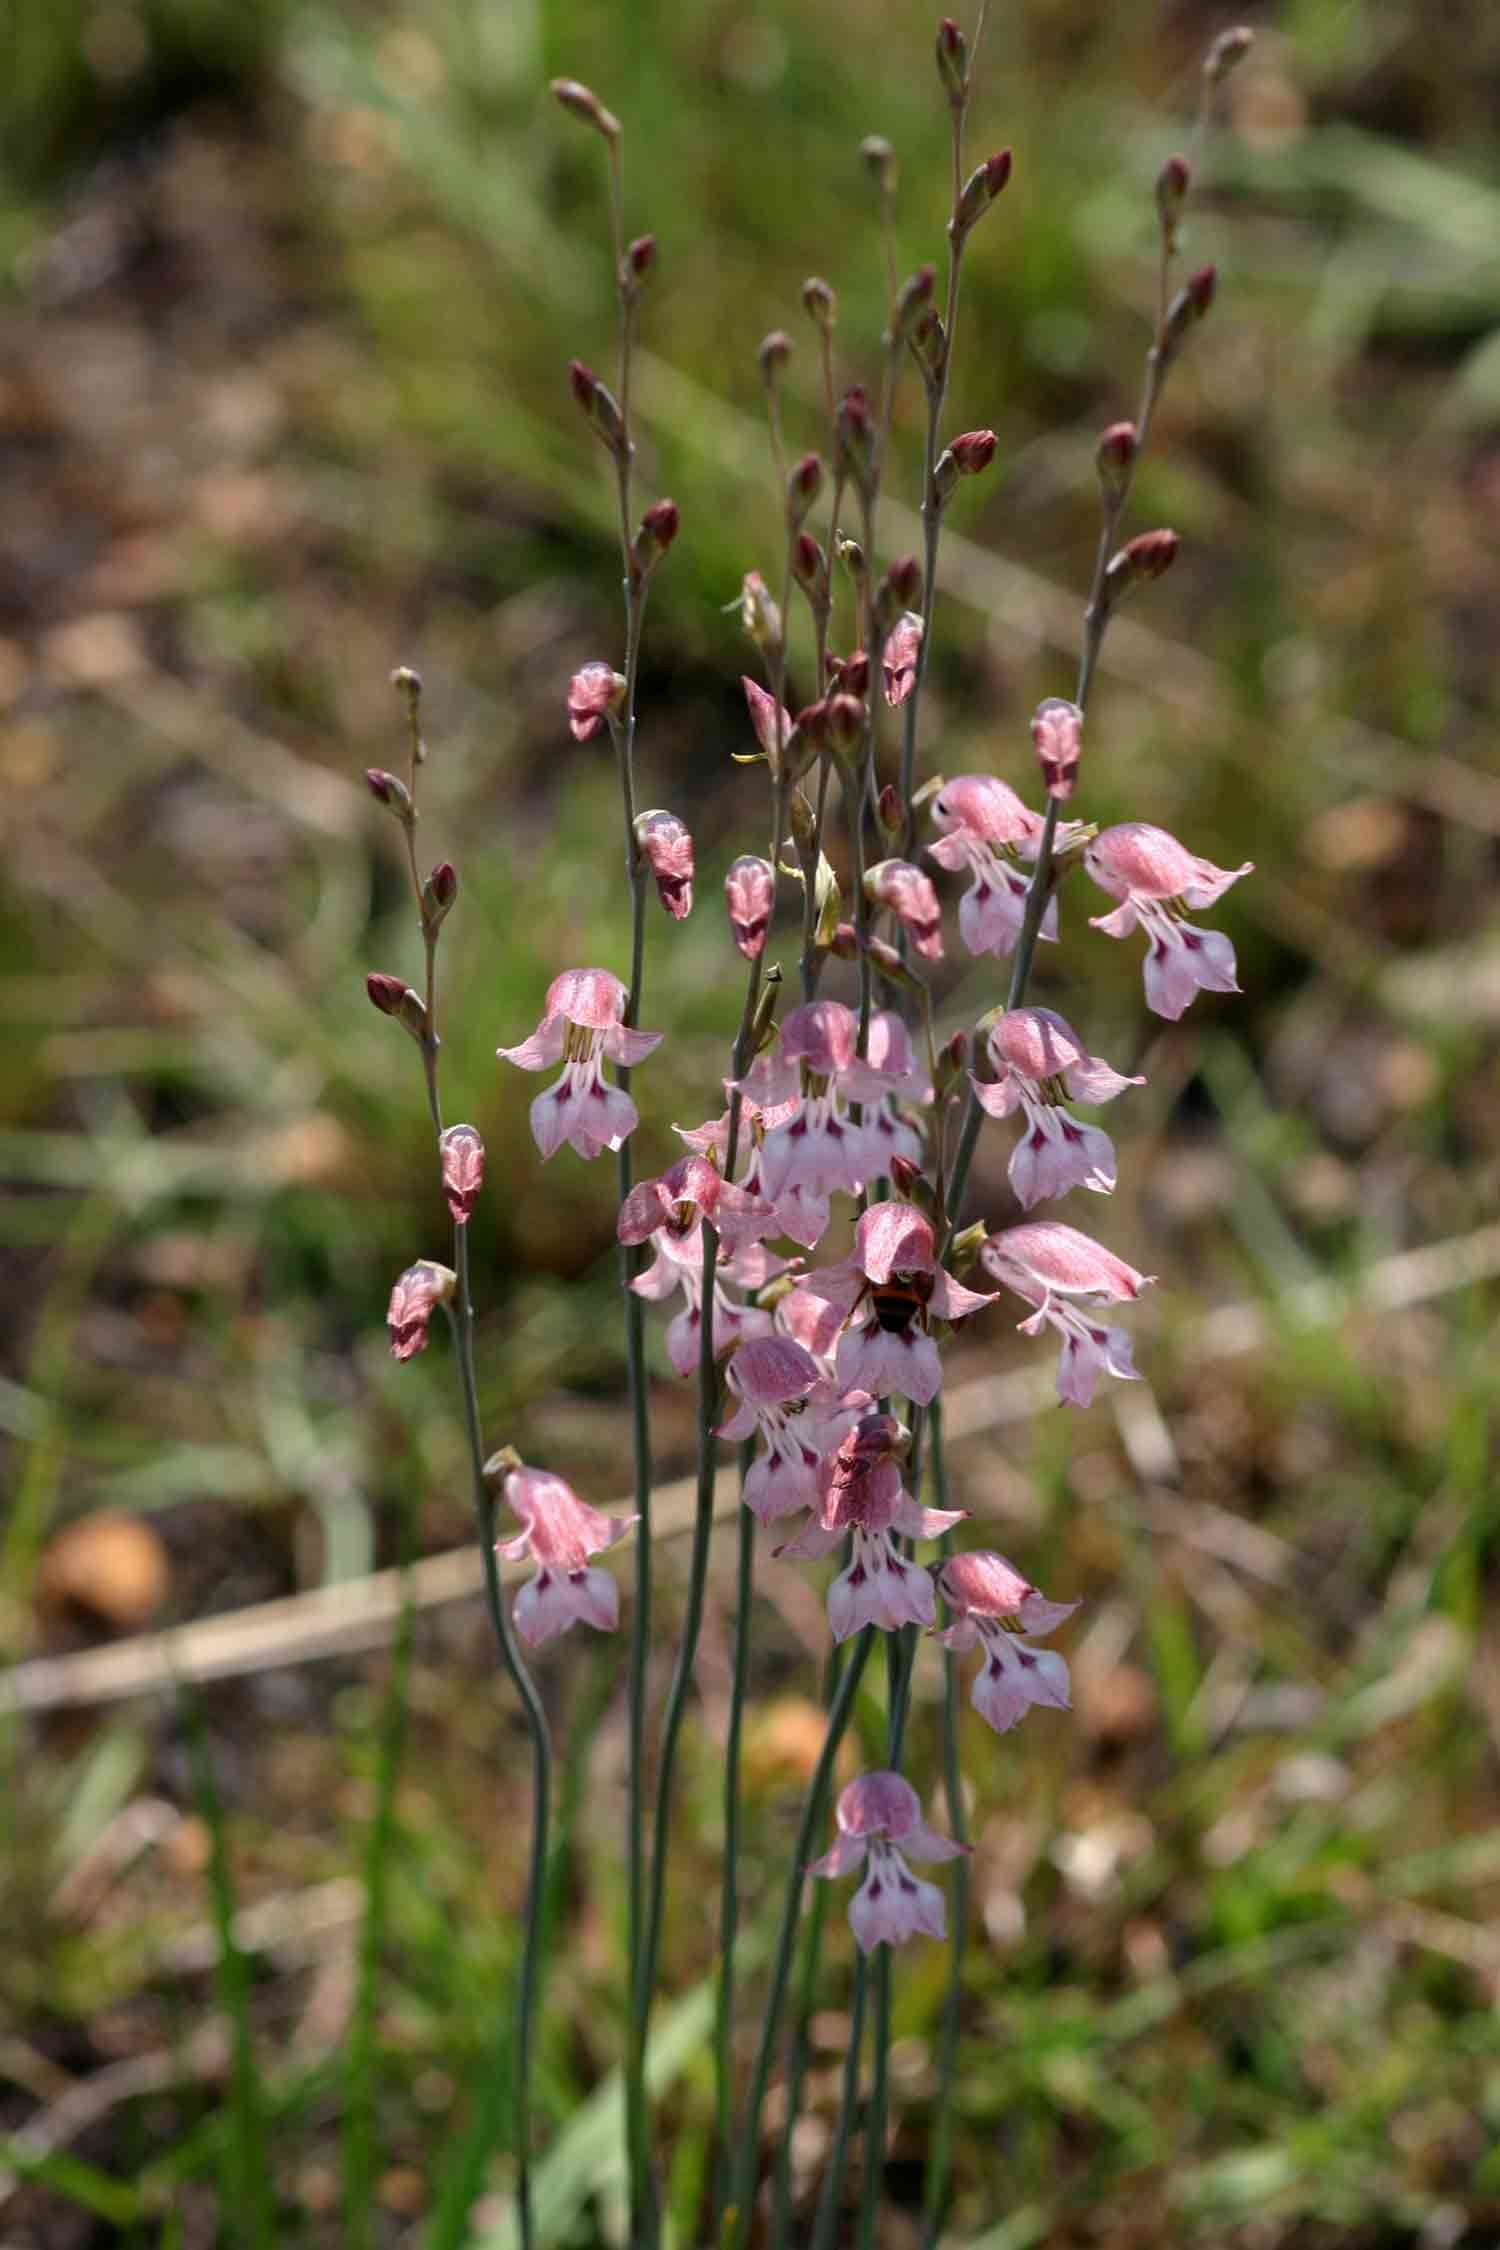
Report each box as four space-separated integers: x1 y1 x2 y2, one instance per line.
631 1223 779 1378
568 662 625 741
803 1202 994 1406
866 859 944 960
882 611 923 706
725 855 775 960
935 1549 1077 1732
742 677 793 769
981 1220 1153 1407
808 1771 966 1952
635 809 694 920
719 1334 860 1522
496 1463 635 1647
386 1259 455 1360
617 1153 775 1253
498 968 661 1161
857 1010 930 1184
753 1002 909 1237
1085 822 1252 1020
927 774 1067 959
1032 696 1083 801
973 1007 1142 1208
777 1412 964 1639
438 1124 486 1225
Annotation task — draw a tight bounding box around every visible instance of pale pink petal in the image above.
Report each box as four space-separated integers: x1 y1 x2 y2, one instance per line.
835 1771 922 1838
927 1269 996 1323
835 1322 943 1406
497 1015 567 1071
1142 923 1239 1021
807 1833 867 1880
602 1024 665 1066
546 967 629 1028
854 1202 936 1283
982 1222 1152 1304
849 1854 947 1951
726 1334 821 1406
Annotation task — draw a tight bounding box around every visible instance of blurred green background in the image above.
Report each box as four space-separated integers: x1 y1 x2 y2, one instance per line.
3 0 1500 2242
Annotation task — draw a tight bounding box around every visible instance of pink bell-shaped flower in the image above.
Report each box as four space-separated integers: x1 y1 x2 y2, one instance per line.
973 1007 1142 1209
1085 822 1252 1020
808 1771 966 1951
496 1463 635 1647
935 1549 1077 1733
981 1220 1153 1408
498 968 661 1161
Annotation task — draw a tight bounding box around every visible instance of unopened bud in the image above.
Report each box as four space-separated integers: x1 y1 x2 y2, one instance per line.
864 933 922 991
387 1259 456 1361
936 17 968 105
1103 528 1180 607
725 855 774 959
934 426 997 503
889 1155 941 1219
866 858 943 959
792 531 825 595
366 972 428 1044
1204 25 1254 85
568 661 627 741
627 232 656 280
828 921 858 961
935 1030 969 1099
422 860 458 931
860 135 898 193
826 692 864 761
881 614 921 707
1159 265 1216 368
1095 420 1138 499
439 1124 485 1226
365 768 413 821
876 783 904 840
874 556 922 638
632 497 680 575
1155 154 1191 250
787 451 824 528
835 532 867 584
1031 697 1083 803
569 360 627 458
954 147 1012 235
635 808 695 920
550 78 621 140
759 329 792 381
890 264 936 343
911 305 947 382
802 275 837 331
837 649 870 699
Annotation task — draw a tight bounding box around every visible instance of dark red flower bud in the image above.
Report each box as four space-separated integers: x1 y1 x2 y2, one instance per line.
1095 420 1138 498
1103 528 1180 607
633 497 680 574
792 531 825 593
936 17 968 104
1156 153 1191 249
891 264 936 342
365 768 413 821
826 693 865 757
787 451 824 526
954 147 1013 235
628 233 656 278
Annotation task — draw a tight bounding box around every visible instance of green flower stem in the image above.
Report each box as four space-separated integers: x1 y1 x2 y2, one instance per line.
855 1944 893 2250
810 1951 869 2250
728 1626 875 2250
714 1464 757 2215
923 1403 970 2246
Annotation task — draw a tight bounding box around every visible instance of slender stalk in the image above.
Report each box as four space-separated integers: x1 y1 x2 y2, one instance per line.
923 1403 970 2247
855 1946 893 2250
810 1952 869 2250
714 1468 757 2213
767 1638 844 2242
727 1626 874 2250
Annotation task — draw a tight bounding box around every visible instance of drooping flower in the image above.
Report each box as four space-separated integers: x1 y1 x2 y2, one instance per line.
808 1770 966 1952
498 968 661 1161
718 1334 862 1522
742 677 793 771
882 611 923 707
980 1220 1153 1407
927 774 1061 959
495 1462 635 1647
617 1152 775 1254
438 1124 486 1225
1085 822 1252 1020
567 662 625 741
865 858 944 960
725 855 775 960
1032 696 1083 802
935 1549 1077 1733
973 1007 1142 1208
777 1412 964 1639
635 809 694 920
386 1259 455 1360
630 1223 780 1378
752 1001 907 1242
802 1202 994 1406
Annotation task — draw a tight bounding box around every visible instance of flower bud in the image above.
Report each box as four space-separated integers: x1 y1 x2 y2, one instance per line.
568 661 627 741
826 692 865 761
865 858 943 959
792 531 825 596
837 649 870 699
874 556 922 639
439 1124 485 1225
835 532 866 585
860 135 898 194
864 933 923 991
726 855 774 959
911 306 947 382
953 147 1012 236
569 359 628 459
835 386 875 494
1095 420 1138 500
635 808 695 920
632 497 680 575
802 275 837 331
1204 25 1254 85
743 677 793 771
936 17 968 105
1102 528 1180 608
1031 697 1083 803
1158 265 1216 372
876 783 904 841
365 768 413 822
828 920 858 961
387 1259 456 1361
422 860 458 932
366 972 428 1044
787 451 824 528
759 329 792 381
1155 153 1190 250
627 233 656 281
550 78 621 140
934 1029 969 1099
740 571 783 664
889 1154 941 1218
889 264 936 343
881 612 922 706
934 424 998 504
